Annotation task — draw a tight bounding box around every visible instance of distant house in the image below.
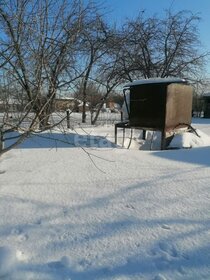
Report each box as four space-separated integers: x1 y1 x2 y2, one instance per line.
106 101 121 112
78 102 90 112
53 97 81 112
202 93 210 118
96 101 121 113
54 97 91 112
0 97 23 113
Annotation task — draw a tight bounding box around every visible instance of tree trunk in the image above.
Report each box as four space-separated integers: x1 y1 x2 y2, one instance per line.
82 100 87 123
33 95 54 130
91 90 111 125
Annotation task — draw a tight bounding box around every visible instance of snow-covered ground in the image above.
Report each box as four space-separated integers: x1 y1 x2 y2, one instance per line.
0 118 210 280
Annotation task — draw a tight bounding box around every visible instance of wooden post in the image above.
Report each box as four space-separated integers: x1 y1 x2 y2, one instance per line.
66 110 70 129
120 111 123 121
0 130 3 152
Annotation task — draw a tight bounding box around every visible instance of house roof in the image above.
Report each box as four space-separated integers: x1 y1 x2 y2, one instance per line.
124 78 187 88
56 97 82 102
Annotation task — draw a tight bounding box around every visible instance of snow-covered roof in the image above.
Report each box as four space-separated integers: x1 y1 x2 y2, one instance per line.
57 96 78 101
124 78 187 88
61 97 75 100
56 97 83 103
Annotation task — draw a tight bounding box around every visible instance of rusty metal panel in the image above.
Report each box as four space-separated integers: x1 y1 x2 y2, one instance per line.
165 83 193 129
128 82 192 130
129 83 167 128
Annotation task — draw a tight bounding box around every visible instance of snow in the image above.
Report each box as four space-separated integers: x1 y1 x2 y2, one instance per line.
124 78 186 88
0 246 17 277
0 118 210 279
169 129 210 148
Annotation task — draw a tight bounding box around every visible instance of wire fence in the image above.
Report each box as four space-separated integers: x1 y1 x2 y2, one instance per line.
51 111 122 130
0 111 122 131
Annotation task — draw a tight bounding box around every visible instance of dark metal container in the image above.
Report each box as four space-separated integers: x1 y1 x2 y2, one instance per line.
202 93 210 118
122 78 193 149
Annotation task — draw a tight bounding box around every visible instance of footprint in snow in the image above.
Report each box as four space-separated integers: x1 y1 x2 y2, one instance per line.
161 224 171 230
18 233 28 242
63 207 68 216
78 258 92 269
158 242 178 258
48 256 70 270
11 228 28 242
151 241 190 275
181 252 190 260
35 219 42 225
11 228 21 235
69 258 93 273
59 232 71 241
125 204 135 210
151 241 179 270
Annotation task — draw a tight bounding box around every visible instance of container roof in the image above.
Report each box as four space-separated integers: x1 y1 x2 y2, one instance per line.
124 78 187 88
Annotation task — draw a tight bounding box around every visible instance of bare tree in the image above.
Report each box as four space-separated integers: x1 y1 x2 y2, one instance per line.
0 0 95 154
75 14 113 123
115 10 209 81
75 21 125 124
90 55 124 125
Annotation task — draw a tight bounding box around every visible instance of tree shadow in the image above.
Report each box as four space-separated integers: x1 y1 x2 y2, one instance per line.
192 117 210 125
4 131 116 149
152 146 210 166
0 175 210 279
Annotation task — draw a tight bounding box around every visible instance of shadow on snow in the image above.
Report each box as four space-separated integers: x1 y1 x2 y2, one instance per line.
4 131 116 149
0 178 210 279
152 146 210 167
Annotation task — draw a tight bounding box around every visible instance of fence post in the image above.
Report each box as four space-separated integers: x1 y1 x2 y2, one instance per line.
0 129 3 152
66 110 70 129
120 111 123 122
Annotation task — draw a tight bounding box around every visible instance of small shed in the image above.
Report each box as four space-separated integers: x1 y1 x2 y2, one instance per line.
115 78 193 149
